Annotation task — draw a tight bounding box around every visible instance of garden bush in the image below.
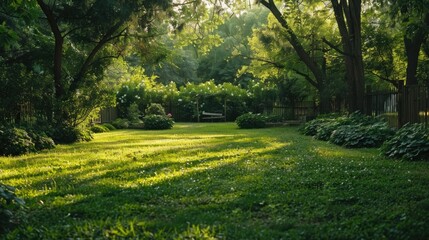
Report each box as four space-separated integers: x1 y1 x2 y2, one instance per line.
91 124 110 133
0 183 26 235
112 118 130 129
143 115 174 130
236 113 266 129
0 127 35 156
301 118 331 136
102 123 116 131
52 126 93 144
381 123 429 160
129 121 145 129
27 131 55 151
145 103 166 116
314 120 343 141
330 122 394 148
265 114 283 123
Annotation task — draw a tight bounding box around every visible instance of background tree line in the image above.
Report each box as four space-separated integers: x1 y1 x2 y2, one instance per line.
1 0 429 133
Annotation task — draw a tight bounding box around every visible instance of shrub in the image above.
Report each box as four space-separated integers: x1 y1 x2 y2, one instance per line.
265 115 283 123
0 127 35 156
102 123 116 131
129 119 145 129
91 124 110 133
330 122 394 148
52 126 93 144
145 103 166 116
143 115 174 130
314 120 343 141
112 118 130 129
27 131 55 151
301 118 330 136
236 113 266 129
381 123 429 160
0 183 26 235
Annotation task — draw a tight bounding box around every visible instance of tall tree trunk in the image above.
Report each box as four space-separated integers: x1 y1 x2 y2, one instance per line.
331 0 365 113
259 0 331 113
37 0 66 125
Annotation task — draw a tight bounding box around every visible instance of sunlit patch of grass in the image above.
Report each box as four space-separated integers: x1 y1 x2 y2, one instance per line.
1 123 429 239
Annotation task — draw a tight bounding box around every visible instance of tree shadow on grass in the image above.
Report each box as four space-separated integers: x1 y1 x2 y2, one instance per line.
4 125 429 239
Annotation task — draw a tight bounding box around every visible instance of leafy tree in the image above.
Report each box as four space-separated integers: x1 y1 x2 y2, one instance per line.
249 1 342 113
329 0 366 112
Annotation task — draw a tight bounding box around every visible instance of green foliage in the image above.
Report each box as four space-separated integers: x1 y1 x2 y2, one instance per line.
1 123 429 239
101 123 116 131
143 115 174 130
111 118 130 129
52 126 93 144
236 113 266 129
176 225 219 240
302 112 394 148
314 120 342 141
0 127 35 156
330 122 395 148
127 103 142 122
381 123 429 160
301 118 331 136
265 114 283 123
145 103 166 116
0 183 26 235
27 131 56 151
90 125 110 133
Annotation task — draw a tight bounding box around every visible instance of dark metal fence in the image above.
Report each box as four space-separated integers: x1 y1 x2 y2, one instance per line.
366 82 429 128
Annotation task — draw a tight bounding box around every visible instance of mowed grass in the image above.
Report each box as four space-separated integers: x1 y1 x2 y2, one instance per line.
1 123 429 239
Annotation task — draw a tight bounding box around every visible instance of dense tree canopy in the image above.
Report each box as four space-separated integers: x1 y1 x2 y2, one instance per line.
1 0 428 129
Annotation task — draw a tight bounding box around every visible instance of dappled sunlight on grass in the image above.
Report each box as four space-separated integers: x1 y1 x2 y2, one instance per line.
1 123 429 239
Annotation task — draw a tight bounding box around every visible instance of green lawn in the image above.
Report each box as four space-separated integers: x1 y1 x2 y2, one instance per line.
1 123 429 239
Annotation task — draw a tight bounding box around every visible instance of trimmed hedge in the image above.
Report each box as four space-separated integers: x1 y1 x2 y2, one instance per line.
236 113 266 129
143 115 174 130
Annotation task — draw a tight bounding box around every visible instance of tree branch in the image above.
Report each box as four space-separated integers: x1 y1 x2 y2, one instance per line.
292 68 319 89
322 37 351 56
240 54 286 69
370 71 399 89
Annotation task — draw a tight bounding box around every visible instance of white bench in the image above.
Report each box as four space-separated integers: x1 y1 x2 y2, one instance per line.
202 111 225 121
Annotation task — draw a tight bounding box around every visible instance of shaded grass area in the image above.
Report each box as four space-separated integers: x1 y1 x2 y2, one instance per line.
1 123 429 239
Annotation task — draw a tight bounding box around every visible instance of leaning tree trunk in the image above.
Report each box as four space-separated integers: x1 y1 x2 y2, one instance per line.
259 0 331 113
37 0 67 125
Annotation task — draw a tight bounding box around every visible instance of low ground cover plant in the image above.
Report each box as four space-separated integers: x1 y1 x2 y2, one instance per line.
301 112 394 148
330 122 394 148
0 183 26 235
381 123 429 160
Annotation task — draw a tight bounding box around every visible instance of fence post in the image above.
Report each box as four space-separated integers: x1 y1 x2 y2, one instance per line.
365 85 372 115
398 80 405 127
